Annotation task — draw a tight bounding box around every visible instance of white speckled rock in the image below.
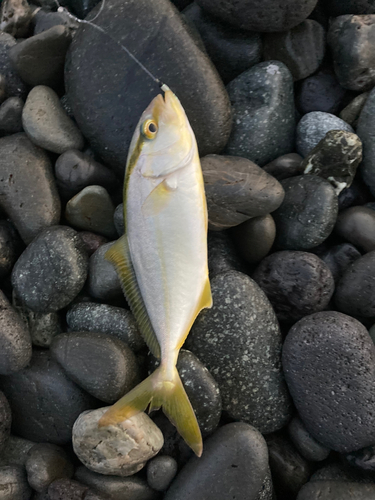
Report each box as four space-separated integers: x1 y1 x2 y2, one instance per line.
72 407 164 476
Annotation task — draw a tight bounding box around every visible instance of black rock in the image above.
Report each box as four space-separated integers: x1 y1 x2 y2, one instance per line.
335 206 375 252
0 350 97 444
87 242 122 301
0 465 32 500
20 309 62 348
147 456 178 492
113 203 124 236
340 91 370 127
263 153 303 181
0 391 11 450
357 86 375 196
320 243 361 282
0 289 31 375
65 0 232 174
328 15 375 91
66 302 144 352
0 97 23 135
231 214 276 264
183 3 261 84
0 435 35 467
78 231 108 256
288 416 330 462
186 271 292 433
0 133 61 244
25 443 74 492
297 480 375 499
325 0 375 16
9 25 71 88
263 20 325 81
0 221 22 278
335 251 375 316
165 423 272 500
338 178 374 210
12 226 88 313
225 61 295 166
201 155 285 230
273 175 338 250
0 32 27 99
51 331 139 403
195 0 318 32
207 231 246 278
283 311 375 452
296 112 354 157
253 251 335 323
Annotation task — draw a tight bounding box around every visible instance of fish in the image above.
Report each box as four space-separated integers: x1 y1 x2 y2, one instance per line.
98 84 212 457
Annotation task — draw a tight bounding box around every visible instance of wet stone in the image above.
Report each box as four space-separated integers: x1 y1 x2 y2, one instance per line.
22 86 84 155
0 97 23 135
147 456 177 492
19 309 61 348
226 61 295 167
0 221 22 278
0 350 96 444
12 226 88 313
8 26 71 89
263 153 303 181
328 15 375 91
319 243 361 283
186 271 292 433
0 465 32 500
253 251 335 323
263 20 325 81
301 130 362 194
357 86 375 196
25 443 74 492
201 155 285 230
0 32 27 99
78 232 107 256
0 133 61 245
340 91 370 127
0 435 35 467
335 206 375 253
0 0 32 38
288 416 330 462
113 204 124 236
66 302 144 352
51 332 139 403
87 242 122 301
282 311 375 452
231 215 276 264
273 175 338 250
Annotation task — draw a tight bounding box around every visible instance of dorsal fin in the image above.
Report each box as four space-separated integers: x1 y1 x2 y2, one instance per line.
105 235 161 359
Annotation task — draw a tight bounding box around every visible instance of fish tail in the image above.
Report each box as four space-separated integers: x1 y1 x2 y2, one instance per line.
98 365 203 457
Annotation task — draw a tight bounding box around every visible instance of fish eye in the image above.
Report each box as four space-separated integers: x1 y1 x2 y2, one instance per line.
141 119 158 140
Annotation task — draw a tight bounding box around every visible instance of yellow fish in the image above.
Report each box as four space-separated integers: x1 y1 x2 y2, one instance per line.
99 85 212 457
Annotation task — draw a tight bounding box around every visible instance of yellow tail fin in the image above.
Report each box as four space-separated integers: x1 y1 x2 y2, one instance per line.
98 366 203 457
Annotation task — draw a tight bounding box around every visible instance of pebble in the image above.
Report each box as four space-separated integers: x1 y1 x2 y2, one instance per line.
357 86 375 196
0 435 35 467
335 206 375 252
253 251 335 323
273 175 338 250
225 61 295 166
263 153 304 181
0 0 32 38
183 3 261 84
301 130 362 194
22 86 84 155
320 243 361 283
328 15 375 91
8 26 71 88
19 309 61 348
12 226 88 313
0 350 96 444
0 465 32 500
207 231 246 278
147 456 178 492
75 465 157 500
338 177 373 210
47 478 88 500
288 416 330 462
33 8 80 35
87 242 122 301
51 331 139 403
297 481 375 499
335 251 375 317
65 186 117 239
283 311 375 452
186 271 292 433
25 443 74 492
340 91 370 127
78 232 107 256
0 221 22 278
0 133 61 245
296 111 354 157
0 32 27 99
201 155 284 230
0 289 31 375
113 204 124 236
165 423 272 500
66 302 144 352
65 0 231 174
194 0 318 32
263 20 325 81
55 149 118 200
0 97 23 135
231 214 276 264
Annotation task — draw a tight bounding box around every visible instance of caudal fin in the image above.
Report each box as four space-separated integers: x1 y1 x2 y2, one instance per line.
98 366 203 457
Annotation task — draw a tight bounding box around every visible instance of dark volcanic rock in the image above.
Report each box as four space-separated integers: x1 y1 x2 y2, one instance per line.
201 155 284 230
283 311 375 452
0 350 96 444
0 32 27 99
0 97 23 134
273 175 338 250
263 153 303 181
186 271 292 433
194 0 318 32
335 206 375 252
253 251 335 323
357 86 375 196
0 133 61 244
231 214 276 264
0 465 32 500
225 61 295 166
12 226 88 313
263 20 325 81
65 0 232 174
288 416 330 462
165 423 272 500
320 243 361 282
147 456 178 492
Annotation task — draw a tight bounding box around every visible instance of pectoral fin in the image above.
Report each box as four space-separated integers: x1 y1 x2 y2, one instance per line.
141 178 176 217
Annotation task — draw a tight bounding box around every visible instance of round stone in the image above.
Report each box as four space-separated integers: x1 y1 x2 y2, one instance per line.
0 435 35 467
0 32 27 99
335 206 375 252
87 242 122 300
263 153 303 181
340 91 370 127
79 231 108 256
147 456 178 492
208 231 246 278
298 480 375 499
320 243 361 283
0 97 23 134
19 309 61 348
288 416 330 462
0 465 32 500
357 87 375 196
231 214 276 264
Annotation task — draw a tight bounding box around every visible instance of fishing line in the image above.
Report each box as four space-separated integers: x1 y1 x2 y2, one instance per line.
54 0 164 87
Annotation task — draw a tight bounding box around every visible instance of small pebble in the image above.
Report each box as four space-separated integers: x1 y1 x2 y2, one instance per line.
147 456 178 492
231 215 276 264
0 97 23 134
0 32 27 99
0 465 32 500
0 435 35 467
288 416 330 462
340 91 370 127
338 177 373 210
87 242 122 301
19 308 61 347
0 0 32 37
320 243 361 283
263 153 303 181
47 478 88 500
335 206 375 252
